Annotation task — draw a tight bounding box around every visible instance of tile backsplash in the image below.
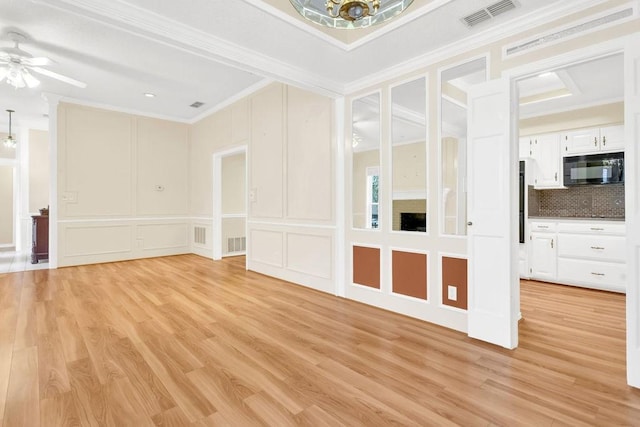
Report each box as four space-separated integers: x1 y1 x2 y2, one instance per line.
528 184 625 218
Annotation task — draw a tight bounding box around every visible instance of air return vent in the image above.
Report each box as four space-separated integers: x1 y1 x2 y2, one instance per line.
190 101 205 108
194 226 206 245
227 237 246 253
462 0 517 27
505 8 633 56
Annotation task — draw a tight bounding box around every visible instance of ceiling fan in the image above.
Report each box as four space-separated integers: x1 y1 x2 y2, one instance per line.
0 32 86 89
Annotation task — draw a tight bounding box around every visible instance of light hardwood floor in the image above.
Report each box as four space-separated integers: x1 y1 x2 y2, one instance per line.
0 254 639 426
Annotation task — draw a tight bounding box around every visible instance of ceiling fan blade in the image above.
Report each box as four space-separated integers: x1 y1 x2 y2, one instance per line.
31 66 87 88
23 56 52 66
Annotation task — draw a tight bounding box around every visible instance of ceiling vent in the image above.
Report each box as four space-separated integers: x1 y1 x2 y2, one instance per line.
190 101 205 108
506 8 633 56
462 0 517 27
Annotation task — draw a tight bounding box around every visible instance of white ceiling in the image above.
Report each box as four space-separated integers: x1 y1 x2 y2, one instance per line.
0 0 613 131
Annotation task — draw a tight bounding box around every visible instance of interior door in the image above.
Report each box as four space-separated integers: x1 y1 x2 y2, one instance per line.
625 36 640 388
467 77 519 349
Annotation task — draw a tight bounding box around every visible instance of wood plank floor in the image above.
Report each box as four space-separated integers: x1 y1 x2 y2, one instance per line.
1 254 639 426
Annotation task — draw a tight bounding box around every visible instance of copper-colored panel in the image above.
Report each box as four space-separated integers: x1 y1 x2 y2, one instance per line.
353 246 380 289
442 256 468 310
392 251 427 300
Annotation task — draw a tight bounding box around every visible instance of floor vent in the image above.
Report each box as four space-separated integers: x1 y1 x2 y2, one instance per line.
505 8 633 56
462 0 517 27
194 226 206 245
227 237 246 253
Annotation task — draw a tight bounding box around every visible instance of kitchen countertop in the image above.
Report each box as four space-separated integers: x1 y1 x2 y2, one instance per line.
528 216 625 222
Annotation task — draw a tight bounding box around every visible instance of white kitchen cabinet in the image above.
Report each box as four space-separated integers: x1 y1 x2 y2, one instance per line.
531 133 562 188
529 223 557 282
519 136 533 158
599 125 625 152
556 221 626 292
561 124 624 156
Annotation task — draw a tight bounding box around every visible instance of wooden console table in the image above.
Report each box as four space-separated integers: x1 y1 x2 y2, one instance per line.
31 215 49 264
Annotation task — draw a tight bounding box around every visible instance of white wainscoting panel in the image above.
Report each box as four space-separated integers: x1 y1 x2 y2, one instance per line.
137 223 189 251
250 229 284 267
286 233 332 280
63 224 133 258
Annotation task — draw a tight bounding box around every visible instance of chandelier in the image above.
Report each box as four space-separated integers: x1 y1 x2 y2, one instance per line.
289 0 414 29
3 109 16 149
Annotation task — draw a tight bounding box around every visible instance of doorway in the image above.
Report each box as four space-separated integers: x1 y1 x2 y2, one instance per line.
212 146 248 263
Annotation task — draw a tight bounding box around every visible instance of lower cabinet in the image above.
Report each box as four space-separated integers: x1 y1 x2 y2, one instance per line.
527 219 626 293
530 231 557 281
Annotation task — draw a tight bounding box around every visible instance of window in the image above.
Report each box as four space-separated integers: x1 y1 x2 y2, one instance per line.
366 166 379 229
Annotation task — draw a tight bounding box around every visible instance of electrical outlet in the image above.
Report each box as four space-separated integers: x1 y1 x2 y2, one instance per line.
447 285 457 301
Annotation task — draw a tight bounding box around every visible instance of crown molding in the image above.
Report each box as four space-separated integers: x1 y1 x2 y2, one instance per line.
55 95 193 123
344 0 611 94
30 0 345 97
241 0 455 52
187 78 274 124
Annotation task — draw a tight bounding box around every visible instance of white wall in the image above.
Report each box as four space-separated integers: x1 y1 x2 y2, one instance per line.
56 103 190 266
189 83 335 292
0 165 13 245
29 129 49 213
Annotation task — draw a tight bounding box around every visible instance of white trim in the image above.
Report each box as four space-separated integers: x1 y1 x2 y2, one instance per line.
43 93 61 269
335 97 346 297
213 145 248 262
32 0 344 97
520 96 625 119
248 220 337 230
502 3 637 60
392 191 427 200
221 213 248 219
187 79 274 124
344 0 608 94
242 0 456 52
57 216 195 223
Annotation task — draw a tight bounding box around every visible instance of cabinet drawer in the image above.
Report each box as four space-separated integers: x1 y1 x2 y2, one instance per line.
558 234 626 262
557 258 626 292
530 221 557 232
557 222 625 235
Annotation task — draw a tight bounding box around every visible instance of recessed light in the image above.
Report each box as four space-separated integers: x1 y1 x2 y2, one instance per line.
144 93 156 98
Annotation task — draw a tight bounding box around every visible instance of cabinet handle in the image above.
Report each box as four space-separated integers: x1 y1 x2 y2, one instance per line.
538 225 549 229
594 137 598 147
603 136 606 146
565 146 567 151
590 227 604 231
554 172 558 181
591 272 605 276
590 246 605 250
551 239 554 249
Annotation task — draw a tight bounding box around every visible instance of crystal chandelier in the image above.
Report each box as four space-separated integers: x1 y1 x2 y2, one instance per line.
289 0 414 29
3 109 16 148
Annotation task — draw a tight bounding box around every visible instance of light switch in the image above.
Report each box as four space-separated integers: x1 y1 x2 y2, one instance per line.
447 285 457 301
62 191 77 203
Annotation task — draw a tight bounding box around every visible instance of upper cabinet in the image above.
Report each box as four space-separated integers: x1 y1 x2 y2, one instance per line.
530 133 563 189
561 124 624 156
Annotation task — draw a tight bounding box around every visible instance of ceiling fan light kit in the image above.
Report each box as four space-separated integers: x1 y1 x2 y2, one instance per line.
0 31 86 89
289 0 414 29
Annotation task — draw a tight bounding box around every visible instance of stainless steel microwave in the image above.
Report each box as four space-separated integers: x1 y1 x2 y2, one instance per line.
563 152 624 186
